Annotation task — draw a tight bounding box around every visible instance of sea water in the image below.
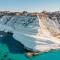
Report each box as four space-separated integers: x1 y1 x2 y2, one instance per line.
0 32 60 60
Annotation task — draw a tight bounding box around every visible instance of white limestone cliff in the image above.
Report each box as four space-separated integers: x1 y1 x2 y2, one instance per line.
0 14 60 52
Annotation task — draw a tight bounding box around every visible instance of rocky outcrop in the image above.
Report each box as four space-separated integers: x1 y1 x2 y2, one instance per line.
0 11 60 57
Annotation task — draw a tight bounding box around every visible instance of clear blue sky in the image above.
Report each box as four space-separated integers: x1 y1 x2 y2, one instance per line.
0 0 60 12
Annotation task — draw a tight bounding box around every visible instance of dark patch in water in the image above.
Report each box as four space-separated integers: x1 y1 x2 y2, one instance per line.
0 31 26 54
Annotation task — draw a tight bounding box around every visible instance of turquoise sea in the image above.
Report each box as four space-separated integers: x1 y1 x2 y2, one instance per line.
0 31 60 60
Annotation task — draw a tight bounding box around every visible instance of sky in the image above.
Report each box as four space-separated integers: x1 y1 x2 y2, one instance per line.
0 0 60 12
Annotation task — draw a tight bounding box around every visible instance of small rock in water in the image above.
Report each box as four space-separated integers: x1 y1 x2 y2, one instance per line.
26 52 33 58
25 52 39 58
8 58 11 60
3 54 7 58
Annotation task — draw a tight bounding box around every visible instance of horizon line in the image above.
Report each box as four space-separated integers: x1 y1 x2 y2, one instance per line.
0 8 60 12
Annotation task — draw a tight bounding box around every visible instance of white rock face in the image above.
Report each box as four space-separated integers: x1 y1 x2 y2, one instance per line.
0 15 60 52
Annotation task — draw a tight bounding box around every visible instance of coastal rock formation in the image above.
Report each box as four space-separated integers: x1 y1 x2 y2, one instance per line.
0 11 60 54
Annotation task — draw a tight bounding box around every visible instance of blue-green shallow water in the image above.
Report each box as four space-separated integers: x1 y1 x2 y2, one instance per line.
0 32 60 60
